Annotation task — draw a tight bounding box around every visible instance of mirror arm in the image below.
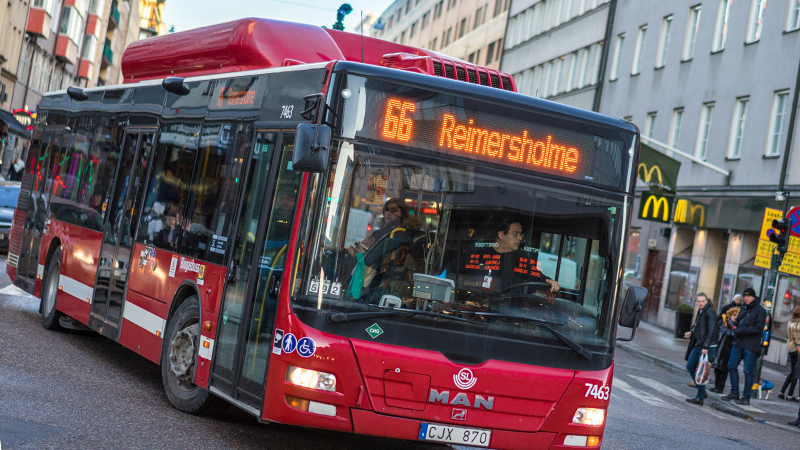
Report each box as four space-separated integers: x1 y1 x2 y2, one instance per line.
301 93 330 154
616 304 642 342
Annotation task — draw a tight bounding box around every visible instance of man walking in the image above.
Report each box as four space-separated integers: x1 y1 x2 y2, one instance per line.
721 287 767 405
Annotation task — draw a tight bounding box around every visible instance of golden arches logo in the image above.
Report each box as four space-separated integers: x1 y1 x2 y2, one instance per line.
675 199 705 227
642 195 670 222
638 163 664 184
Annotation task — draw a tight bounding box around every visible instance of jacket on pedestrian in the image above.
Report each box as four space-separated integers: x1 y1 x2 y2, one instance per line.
732 298 767 353
713 318 736 370
788 317 800 354
684 303 717 360
719 300 741 317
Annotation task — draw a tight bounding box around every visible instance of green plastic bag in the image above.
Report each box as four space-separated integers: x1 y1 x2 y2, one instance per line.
350 253 365 299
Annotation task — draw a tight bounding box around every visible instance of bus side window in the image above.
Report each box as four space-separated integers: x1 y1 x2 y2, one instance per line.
137 123 200 252
180 122 247 264
87 116 124 228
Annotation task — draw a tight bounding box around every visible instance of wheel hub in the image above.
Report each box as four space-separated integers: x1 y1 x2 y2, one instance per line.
169 323 199 386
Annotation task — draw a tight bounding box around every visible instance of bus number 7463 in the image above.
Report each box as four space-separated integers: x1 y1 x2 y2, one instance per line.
585 383 610 400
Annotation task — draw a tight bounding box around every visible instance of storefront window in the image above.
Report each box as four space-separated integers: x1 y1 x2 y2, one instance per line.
773 275 800 341
622 228 641 292
665 256 690 310
735 266 764 299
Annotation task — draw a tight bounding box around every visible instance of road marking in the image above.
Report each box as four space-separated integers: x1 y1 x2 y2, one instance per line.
612 378 681 410
0 284 33 297
735 403 764 413
628 375 739 421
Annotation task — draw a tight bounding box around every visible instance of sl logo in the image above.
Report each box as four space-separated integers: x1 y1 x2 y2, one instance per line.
454 368 477 390
638 163 664 185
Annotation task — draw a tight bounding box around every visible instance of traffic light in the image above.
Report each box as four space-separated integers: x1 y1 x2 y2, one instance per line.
769 218 791 254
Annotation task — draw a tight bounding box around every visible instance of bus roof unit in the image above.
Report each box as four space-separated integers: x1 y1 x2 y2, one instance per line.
121 18 516 91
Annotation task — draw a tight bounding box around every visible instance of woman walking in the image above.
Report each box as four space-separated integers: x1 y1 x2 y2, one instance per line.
710 306 740 394
779 307 800 401
685 293 718 405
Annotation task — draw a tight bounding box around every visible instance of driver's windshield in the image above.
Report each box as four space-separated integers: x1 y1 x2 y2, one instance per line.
291 141 628 369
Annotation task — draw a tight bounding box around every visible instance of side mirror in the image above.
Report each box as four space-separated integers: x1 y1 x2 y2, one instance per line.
617 285 648 341
292 123 331 173
162 77 190 96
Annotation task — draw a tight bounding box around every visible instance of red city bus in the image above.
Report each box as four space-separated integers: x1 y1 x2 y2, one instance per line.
7 18 646 449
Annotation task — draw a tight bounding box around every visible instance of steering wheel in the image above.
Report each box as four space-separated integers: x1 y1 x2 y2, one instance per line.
501 281 553 294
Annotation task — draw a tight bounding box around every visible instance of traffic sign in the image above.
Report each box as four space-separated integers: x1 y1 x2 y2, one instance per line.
760 208 783 241
787 206 800 238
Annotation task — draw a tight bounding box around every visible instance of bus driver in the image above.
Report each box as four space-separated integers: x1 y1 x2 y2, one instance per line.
448 218 559 297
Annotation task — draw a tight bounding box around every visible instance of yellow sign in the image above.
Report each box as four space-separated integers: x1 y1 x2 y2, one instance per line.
674 199 705 227
755 254 771 270
780 252 800 277
755 240 800 274
638 163 664 184
642 195 670 222
760 207 783 241
757 240 777 259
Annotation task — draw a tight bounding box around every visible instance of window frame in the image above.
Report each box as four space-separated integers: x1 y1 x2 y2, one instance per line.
727 97 748 159
609 33 625 81
787 0 800 31
669 107 684 148
632 25 647 75
644 112 657 139
655 15 673 68
746 0 767 43
695 102 715 160
682 5 702 61
765 90 790 157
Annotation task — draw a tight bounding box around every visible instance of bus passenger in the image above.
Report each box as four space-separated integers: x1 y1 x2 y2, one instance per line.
447 218 559 297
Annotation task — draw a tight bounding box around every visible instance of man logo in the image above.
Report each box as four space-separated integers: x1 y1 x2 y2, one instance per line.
638 163 664 185
454 368 477 390
641 194 671 222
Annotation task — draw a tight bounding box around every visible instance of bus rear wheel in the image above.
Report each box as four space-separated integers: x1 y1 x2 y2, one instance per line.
41 249 64 331
161 296 228 416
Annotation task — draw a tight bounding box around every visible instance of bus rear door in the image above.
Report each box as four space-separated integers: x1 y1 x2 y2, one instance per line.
90 130 156 339
209 130 301 413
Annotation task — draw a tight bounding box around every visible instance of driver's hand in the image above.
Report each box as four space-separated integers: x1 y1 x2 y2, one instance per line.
546 279 559 292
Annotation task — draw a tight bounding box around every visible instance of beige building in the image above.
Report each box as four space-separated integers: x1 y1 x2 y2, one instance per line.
0 0 29 112
371 0 510 70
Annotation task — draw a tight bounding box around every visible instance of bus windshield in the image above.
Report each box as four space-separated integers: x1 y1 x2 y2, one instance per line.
290 139 630 370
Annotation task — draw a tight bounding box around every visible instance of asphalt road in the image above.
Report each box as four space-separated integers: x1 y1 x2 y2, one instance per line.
1 258 799 449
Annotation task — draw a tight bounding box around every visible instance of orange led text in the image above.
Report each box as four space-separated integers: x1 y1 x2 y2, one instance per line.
383 99 416 141
438 114 579 173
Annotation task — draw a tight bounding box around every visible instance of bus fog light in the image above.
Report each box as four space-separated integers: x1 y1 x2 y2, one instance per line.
572 408 605 425
287 366 337 392
563 435 600 447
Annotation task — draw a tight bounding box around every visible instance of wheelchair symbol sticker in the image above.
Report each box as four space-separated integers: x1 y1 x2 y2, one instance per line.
282 333 297 354
297 337 316 357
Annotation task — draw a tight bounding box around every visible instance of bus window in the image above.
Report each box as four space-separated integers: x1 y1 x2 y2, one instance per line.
181 122 248 264
138 123 200 251
88 116 125 225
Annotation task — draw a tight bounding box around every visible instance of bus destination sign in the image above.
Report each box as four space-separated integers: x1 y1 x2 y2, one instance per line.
372 97 596 182
209 76 266 110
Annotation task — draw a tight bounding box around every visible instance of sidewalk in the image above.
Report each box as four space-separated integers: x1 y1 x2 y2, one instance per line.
616 321 800 434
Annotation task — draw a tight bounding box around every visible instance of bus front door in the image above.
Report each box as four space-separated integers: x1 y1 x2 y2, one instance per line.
210 130 301 412
15 128 63 294
90 131 155 339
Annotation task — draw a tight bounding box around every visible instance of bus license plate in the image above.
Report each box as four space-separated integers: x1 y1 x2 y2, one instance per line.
419 423 491 447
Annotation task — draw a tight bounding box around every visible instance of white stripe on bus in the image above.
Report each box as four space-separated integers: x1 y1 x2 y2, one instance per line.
122 301 166 337
60 274 94 304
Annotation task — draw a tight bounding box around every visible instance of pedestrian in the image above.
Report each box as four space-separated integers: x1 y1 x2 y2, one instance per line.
684 293 718 405
710 306 740 394
7 156 23 181
719 293 742 317
721 287 767 405
778 307 800 401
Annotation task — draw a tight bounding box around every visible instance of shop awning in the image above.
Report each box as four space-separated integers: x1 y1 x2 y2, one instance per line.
0 108 31 137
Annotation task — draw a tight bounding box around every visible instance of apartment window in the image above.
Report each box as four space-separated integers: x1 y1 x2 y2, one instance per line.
655 15 672 68
766 91 790 156
683 5 701 60
562 0 574 22
609 33 624 80
727 97 748 159
592 42 603 85
468 52 475 63
58 7 83 43
410 21 417 38
644 113 657 139
445 27 452 46
669 108 684 147
475 6 483 28
401 30 406 43
494 0 503 17
577 47 589 88
788 0 800 31
542 62 553 97
566 51 578 91
486 41 496 64
520 8 532 42
695 103 714 160
530 3 542 37
712 0 731 51
632 25 647 75
81 35 98 60
552 57 564 95
746 0 767 42
406 0 412 14
32 0 53 11
432 37 438 50
459 18 467 38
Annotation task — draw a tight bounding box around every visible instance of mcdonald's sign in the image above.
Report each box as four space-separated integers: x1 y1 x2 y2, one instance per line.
638 163 664 185
674 199 705 227
638 143 681 191
639 192 673 223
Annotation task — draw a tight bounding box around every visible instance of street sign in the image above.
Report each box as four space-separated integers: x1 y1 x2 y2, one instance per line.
755 207 800 271
759 207 783 241
787 206 800 238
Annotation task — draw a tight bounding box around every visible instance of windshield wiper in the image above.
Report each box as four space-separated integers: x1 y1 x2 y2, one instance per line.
453 310 592 360
326 308 479 325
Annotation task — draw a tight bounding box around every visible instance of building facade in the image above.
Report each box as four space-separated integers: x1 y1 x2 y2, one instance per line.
601 0 800 366
371 0 510 70
501 0 613 111
0 0 30 112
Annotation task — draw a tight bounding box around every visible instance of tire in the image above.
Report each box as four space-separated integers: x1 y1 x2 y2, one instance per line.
161 296 229 416
41 249 64 331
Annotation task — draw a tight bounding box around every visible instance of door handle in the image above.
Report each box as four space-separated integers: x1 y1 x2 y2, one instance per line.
227 260 239 282
268 274 281 299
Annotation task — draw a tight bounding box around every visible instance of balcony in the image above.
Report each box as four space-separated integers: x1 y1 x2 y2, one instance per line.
26 8 52 39
102 39 113 66
108 0 119 30
78 59 94 79
55 35 79 65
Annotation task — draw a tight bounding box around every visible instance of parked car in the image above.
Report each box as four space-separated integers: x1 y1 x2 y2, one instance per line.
0 181 21 252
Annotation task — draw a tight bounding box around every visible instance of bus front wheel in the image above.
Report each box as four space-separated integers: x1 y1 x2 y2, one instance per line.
161 296 228 416
41 249 64 331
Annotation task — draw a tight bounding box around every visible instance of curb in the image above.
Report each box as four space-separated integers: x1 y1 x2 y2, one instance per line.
616 342 800 435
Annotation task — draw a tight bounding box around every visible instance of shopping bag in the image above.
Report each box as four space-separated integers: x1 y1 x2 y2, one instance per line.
695 353 711 385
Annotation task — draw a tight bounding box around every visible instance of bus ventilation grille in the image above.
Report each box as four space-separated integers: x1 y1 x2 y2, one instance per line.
381 56 395 67
479 72 489 86
444 64 455 79
456 67 466 81
490 74 501 89
501 76 513 90
467 69 478 83
433 61 443 77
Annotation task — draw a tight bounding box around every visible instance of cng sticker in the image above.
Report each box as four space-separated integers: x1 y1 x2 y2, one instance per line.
366 323 384 339
223 311 228 324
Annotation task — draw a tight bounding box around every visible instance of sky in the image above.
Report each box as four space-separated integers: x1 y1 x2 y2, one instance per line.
161 0 395 34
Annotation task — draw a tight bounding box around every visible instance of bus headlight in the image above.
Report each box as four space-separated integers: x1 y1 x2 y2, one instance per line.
287 366 337 392
572 407 605 425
